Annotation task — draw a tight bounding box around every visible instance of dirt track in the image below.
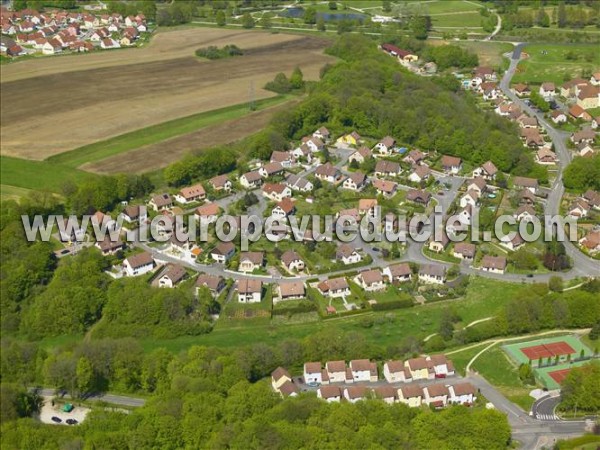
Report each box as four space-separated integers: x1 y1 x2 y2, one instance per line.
0 28 333 160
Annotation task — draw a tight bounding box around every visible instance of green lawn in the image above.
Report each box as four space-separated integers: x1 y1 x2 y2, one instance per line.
0 156 99 194
423 0 484 14
47 95 292 168
512 43 600 85
431 12 484 28
0 184 34 202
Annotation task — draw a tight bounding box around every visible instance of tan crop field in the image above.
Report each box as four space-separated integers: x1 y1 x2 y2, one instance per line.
0 28 334 160
82 98 300 174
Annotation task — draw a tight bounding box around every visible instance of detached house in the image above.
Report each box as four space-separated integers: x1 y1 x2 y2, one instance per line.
384 263 412 284
337 131 361 146
95 237 124 256
336 244 362 265
262 183 292 202
157 264 187 288
407 189 431 206
569 105 592 122
512 83 530 97
271 367 292 393
285 174 313 193
238 252 264 273
424 384 449 408
449 382 477 406
259 162 285 178
513 176 538 194
383 360 407 383
571 128 596 145
344 386 369 403
404 149 426 166
551 110 567 124
237 279 262 303
313 126 330 142
209 174 232 192
315 163 341 183
302 136 324 152
539 82 556 99
272 198 295 218
441 155 462 174
355 269 385 292
278 281 305 301
175 184 206 204
374 160 401 177
318 277 350 298
318 386 342 403
418 264 446 284
194 203 221 224
281 250 304 272
372 178 397 197
568 199 590 219
210 241 235 263
195 274 226 298
270 151 294 168
481 255 507 274
349 359 378 382
349 147 372 165
408 165 431 183
342 172 367 191
304 362 323 385
149 193 173 211
120 204 147 224
123 252 154 277
576 85 600 110
453 242 476 261
240 171 263 189
373 136 395 155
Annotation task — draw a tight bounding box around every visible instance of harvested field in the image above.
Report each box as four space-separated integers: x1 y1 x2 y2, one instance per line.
82 99 300 174
0 28 334 160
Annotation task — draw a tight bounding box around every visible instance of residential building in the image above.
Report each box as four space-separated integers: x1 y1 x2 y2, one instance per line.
449 382 477 406
318 277 350 298
149 193 172 211
238 252 264 273
453 242 476 261
481 255 507 274
342 172 367 191
278 281 305 301
237 279 262 303
123 252 154 277
441 155 462 174
418 264 446 284
423 384 449 408
384 263 412 283
240 171 263 189
398 385 423 408
195 274 226 297
175 184 206 204
374 160 401 177
209 174 232 191
281 250 304 272
336 244 362 265
157 264 186 288
383 360 406 383
210 241 235 263
317 385 342 403
304 362 323 384
355 269 385 292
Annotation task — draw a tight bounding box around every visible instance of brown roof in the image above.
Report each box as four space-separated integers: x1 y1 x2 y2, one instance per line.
271 366 291 382
426 384 449 397
279 281 305 298
210 174 229 188
441 155 462 168
454 242 476 258
375 160 400 174
347 171 366 185
195 274 224 291
400 384 423 398
151 193 172 208
238 279 262 294
240 251 264 265
469 177 487 191
270 150 292 163
263 182 287 195
583 190 600 207
358 269 383 285
160 264 186 284
572 128 596 142
279 380 298 396
378 136 395 148
578 85 600 100
336 244 358 259
212 241 235 256
318 277 348 292
261 162 284 175
372 178 397 193
569 104 590 119
125 251 153 269
513 176 538 188
350 359 374 372
429 354 448 366
375 385 397 399
281 250 302 267
319 385 341 399
388 263 411 278
513 83 529 93
195 203 220 217
355 146 372 158
419 264 446 278
407 189 431 204
326 360 346 373
96 237 124 252
481 255 507 270
452 382 477 396
345 385 368 399
304 362 321 374
242 170 262 182
413 165 431 179
407 357 429 371
179 183 205 200
315 162 339 178
385 360 404 373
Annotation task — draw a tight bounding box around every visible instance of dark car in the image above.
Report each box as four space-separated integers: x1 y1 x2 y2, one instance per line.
51 416 62 423
66 419 78 425
372 247 381 252
437 191 444 196
526 274 534 278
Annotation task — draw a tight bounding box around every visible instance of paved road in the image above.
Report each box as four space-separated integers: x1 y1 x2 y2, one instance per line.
531 394 561 421
33 388 146 408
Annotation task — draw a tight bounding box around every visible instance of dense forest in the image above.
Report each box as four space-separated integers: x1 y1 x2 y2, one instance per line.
563 154 600 191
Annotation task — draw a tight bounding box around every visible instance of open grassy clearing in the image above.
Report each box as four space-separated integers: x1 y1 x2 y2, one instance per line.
137 277 525 353
82 97 300 174
1 28 334 160
427 40 512 67
0 184 34 202
49 94 292 169
0 156 98 194
512 43 600 85
421 0 484 14
431 12 484 28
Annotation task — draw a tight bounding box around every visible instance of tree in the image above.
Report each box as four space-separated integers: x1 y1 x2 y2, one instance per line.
242 12 255 29
548 276 563 293
536 8 550 27
76 356 95 396
290 67 304 90
328 1 337 10
260 15 272 29
317 17 326 31
518 363 535 384
557 2 567 28
303 7 317 24
589 321 600 341
216 10 226 26
382 0 391 13
410 15 430 40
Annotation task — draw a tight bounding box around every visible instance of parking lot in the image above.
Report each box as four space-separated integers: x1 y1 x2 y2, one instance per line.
38 396 90 426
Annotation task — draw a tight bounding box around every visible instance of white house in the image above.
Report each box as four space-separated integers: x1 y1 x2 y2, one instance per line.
123 252 154 277
175 184 206 204
350 359 377 382
325 360 347 383
342 172 367 191
428 355 455 377
423 384 449 408
539 82 556 100
336 244 362 265
354 269 385 292
449 382 477 405
480 255 507 274
281 250 304 272
240 171 263 189
304 362 322 384
237 279 262 303
317 386 341 403
383 360 406 383
418 264 446 285
343 386 368 403
157 264 186 288
210 242 235 263
373 136 395 155
318 277 350 298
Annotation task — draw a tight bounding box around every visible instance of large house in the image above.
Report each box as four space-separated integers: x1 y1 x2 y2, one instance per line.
373 136 395 155
539 82 556 99
374 160 401 177
259 162 285 178
384 263 412 283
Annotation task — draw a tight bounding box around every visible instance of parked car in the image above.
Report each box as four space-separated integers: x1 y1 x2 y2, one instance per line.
66 419 78 425
51 416 62 423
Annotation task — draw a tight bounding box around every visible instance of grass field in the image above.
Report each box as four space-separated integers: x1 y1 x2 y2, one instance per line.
512 43 600 85
137 277 526 353
0 156 98 193
1 28 334 160
49 94 292 169
427 40 512 68
431 12 484 28
0 184 34 202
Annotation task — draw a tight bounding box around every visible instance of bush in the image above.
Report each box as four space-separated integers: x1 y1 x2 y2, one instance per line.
195 45 243 60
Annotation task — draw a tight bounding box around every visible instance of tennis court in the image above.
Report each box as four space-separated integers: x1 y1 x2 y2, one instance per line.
520 342 576 361
503 335 589 366
548 368 571 384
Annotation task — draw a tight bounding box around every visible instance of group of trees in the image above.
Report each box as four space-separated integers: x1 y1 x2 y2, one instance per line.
195 44 243 60
560 362 600 413
498 2 600 31
264 67 305 94
421 45 479 71
563 154 600 191
157 1 196 26
163 145 237 187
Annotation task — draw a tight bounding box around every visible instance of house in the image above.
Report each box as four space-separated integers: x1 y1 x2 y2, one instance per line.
404 149 426 166
325 360 346 383
561 78 590 98
500 233 525 252
518 116 538 129
374 385 398 404
271 198 295 218
237 279 262 303
149 193 172 211
58 217 86 242
418 264 446 284
512 83 530 97
120 205 147 224
473 66 497 82
194 203 221 224
95 237 125 256
42 38 62 54
336 244 362 265
240 171 263 189
291 144 312 162
457 204 474 226
374 160 401 177
259 162 285 178
209 174 232 191
355 269 385 292
398 384 423 408
304 362 322 384
281 250 304 272
576 85 600 110
577 142 595 157
350 359 378 382
123 252 154 277
337 131 361 146
384 263 412 284
571 128 596 145
480 81 500 100
278 281 305 301
157 264 187 288
358 198 378 217
337 208 361 224
441 155 462 174
551 110 567 124
481 255 507 274
315 163 341 183
238 252 264 273
210 241 235 263
539 82 556 99
383 360 406 383
460 189 480 208
372 178 397 197
467 177 487 195
301 136 324 153
318 385 341 403
313 126 330 142
262 183 292 202
513 176 538 194
381 43 418 61
453 242 476 261
285 174 314 193
405 357 434 381
342 386 368 403
423 384 449 408
428 231 450 253
373 136 395 155
91 211 117 231
568 199 590 218
520 128 544 147
195 274 226 297
342 172 367 191
514 205 536 222
591 72 600 86
583 190 600 210
536 148 557 165
593 117 600 129
579 230 600 254
408 165 431 183
569 104 592 122
271 367 292 392
270 151 294 168
318 277 350 298
429 354 455 377
406 189 431 206
100 37 120 49
449 382 477 406
175 184 206 204
349 147 372 165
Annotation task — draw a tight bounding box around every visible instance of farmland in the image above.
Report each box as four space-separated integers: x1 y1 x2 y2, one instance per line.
0 28 334 160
